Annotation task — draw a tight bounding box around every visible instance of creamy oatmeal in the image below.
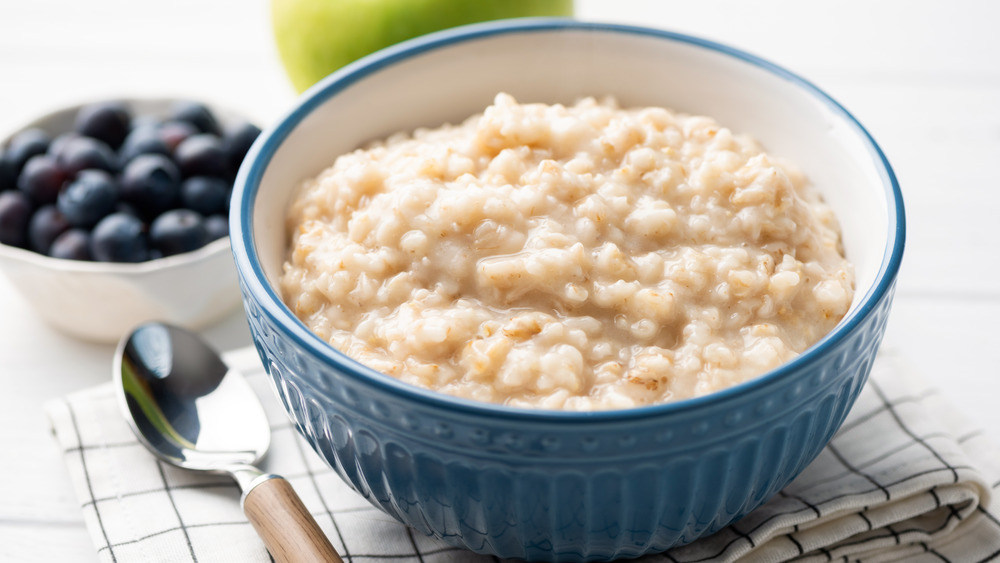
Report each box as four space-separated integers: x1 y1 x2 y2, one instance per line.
280 93 854 410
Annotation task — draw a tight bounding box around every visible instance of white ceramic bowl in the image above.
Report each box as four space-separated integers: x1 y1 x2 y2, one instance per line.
0 99 244 343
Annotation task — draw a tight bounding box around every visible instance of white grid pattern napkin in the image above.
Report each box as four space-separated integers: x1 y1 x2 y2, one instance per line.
46 348 1000 562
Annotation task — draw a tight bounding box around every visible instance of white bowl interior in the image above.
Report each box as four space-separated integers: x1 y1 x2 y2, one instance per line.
253 27 893 322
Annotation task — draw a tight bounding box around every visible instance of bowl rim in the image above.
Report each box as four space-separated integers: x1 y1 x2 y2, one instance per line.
231 18 906 423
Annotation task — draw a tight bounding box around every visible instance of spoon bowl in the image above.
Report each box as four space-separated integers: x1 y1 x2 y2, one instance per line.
116 322 343 563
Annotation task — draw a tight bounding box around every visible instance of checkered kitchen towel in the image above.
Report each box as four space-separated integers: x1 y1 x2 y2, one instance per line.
46 348 1000 562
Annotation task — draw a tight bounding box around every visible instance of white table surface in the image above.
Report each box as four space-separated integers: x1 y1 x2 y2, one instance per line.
1 1 998 560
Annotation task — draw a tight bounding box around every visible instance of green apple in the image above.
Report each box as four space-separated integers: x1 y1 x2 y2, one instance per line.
272 0 574 93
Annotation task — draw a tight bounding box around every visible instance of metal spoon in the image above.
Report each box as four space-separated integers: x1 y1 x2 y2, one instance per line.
115 322 343 563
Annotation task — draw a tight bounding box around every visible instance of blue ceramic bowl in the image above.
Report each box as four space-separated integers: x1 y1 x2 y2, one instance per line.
231 20 904 561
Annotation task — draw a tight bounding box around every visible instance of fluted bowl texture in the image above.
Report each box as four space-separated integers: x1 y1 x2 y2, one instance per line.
230 19 905 561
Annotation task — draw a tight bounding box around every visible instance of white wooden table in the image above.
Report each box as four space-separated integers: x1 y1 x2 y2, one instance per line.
1 1 997 560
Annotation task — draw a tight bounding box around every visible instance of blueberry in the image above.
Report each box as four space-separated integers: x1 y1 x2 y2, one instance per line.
5 128 50 175
59 136 117 177
91 212 149 262
0 190 34 247
120 154 181 218
174 134 228 178
114 200 142 219
28 205 71 254
57 169 118 228
49 228 92 260
168 101 221 136
150 209 208 256
75 101 131 149
159 120 198 152
180 176 228 215
47 132 82 162
0 148 19 191
118 125 170 167
18 155 68 205
204 214 228 241
223 121 261 174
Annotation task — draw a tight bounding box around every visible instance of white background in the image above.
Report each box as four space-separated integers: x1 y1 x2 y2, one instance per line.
0 1 998 560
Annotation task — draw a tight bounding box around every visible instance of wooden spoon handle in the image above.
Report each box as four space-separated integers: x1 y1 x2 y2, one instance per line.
243 476 344 563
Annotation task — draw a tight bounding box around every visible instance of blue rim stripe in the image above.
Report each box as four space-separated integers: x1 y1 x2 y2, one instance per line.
231 18 905 424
